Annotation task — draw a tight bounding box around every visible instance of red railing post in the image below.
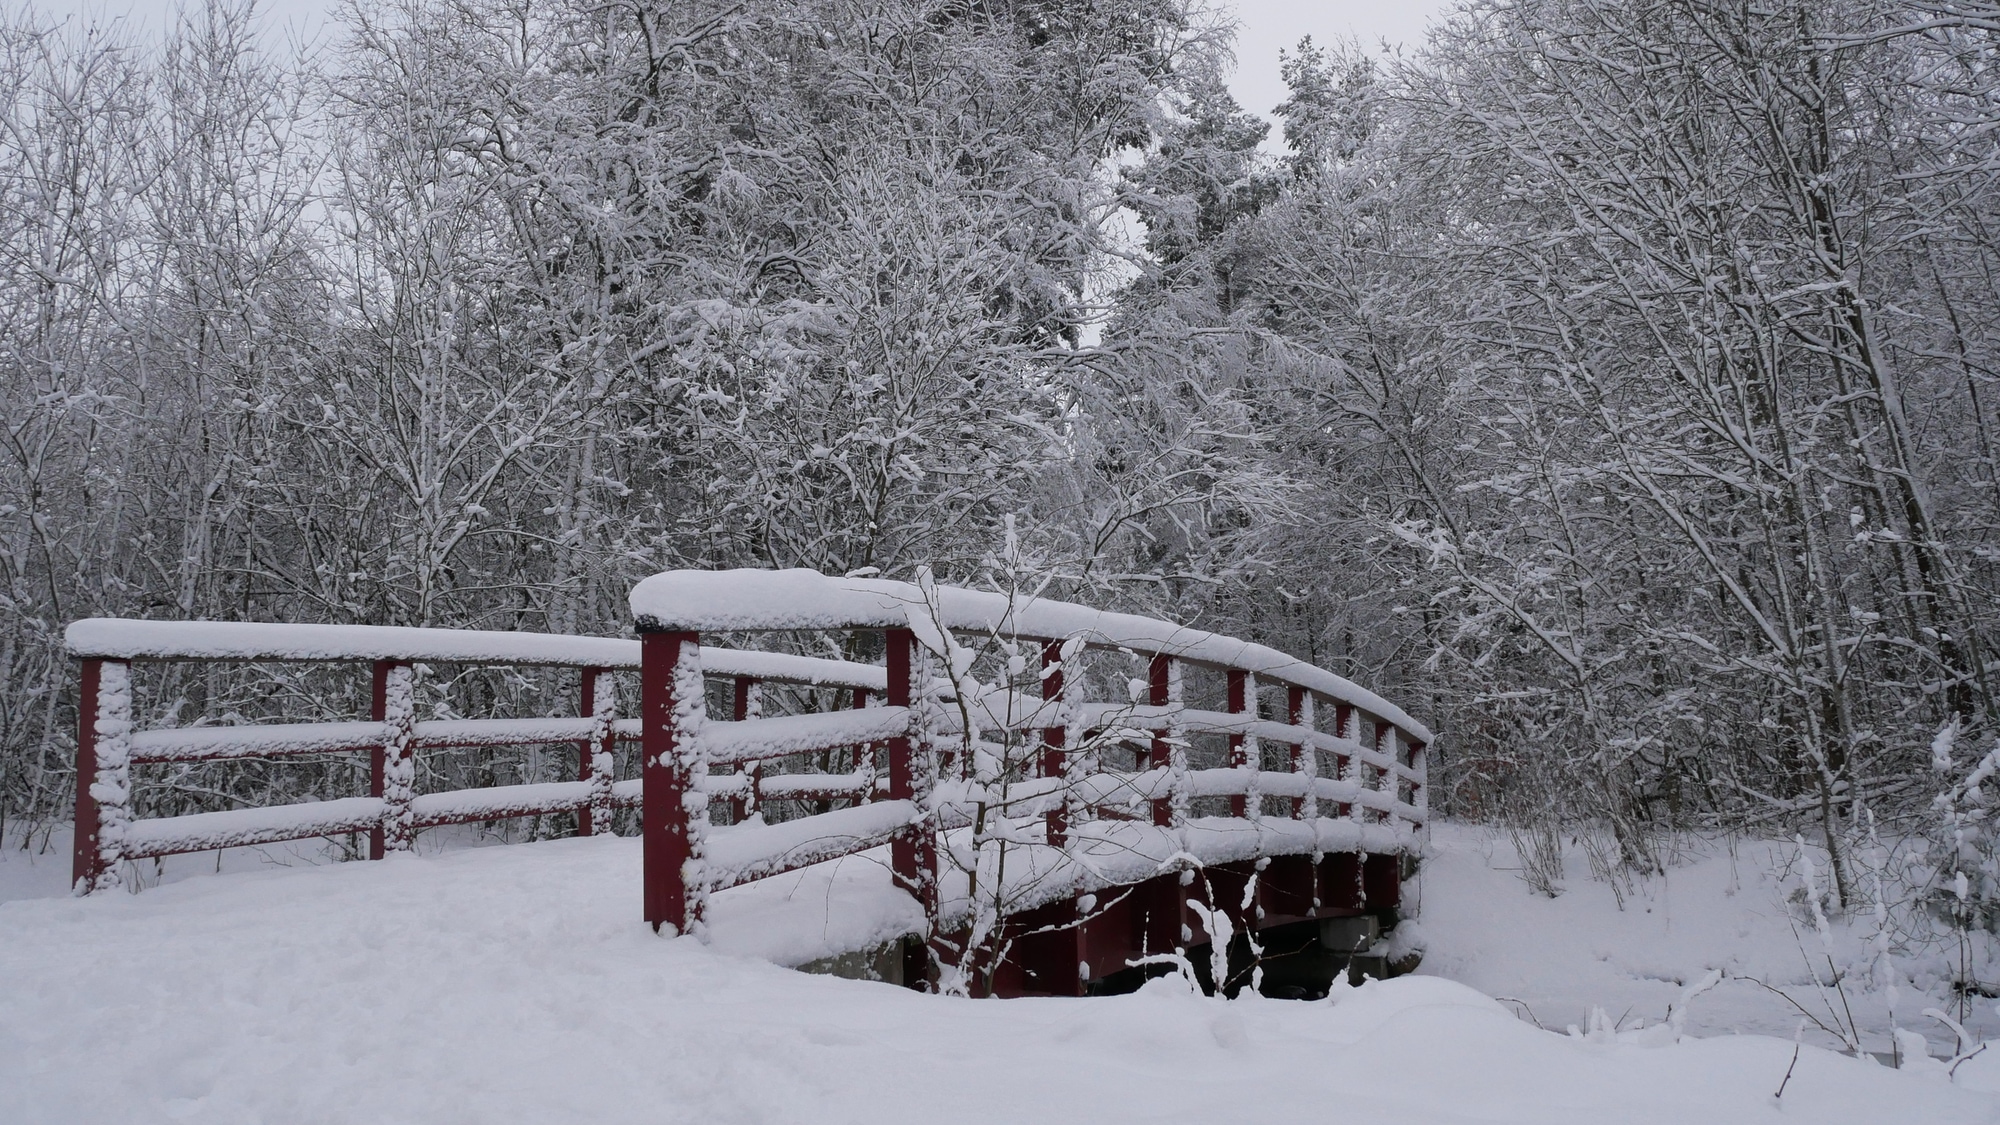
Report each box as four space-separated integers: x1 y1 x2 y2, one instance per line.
1148 655 1186 828
1289 685 1313 821
1408 740 1427 823
1039 638 1089 995
369 660 416 859
72 658 131 894
885 627 937 988
579 667 615 836
1373 722 1395 826
731 676 761 823
850 686 867 754
851 686 873 805
1334 702 1355 818
643 630 705 935
1227 669 1255 820
1408 740 1424 820
1041 639 1068 847
72 658 102 893
578 668 597 835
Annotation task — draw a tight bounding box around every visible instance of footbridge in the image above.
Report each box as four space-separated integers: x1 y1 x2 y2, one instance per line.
64 569 1430 997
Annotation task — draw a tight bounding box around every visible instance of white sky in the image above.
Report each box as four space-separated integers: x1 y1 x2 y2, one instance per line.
41 0 1449 135
1226 0 1442 124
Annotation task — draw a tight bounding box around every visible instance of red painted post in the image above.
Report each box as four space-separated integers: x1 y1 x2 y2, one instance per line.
1149 654 1173 827
1408 740 1427 824
594 668 618 835
1039 639 1088 994
71 658 130 894
72 659 101 893
578 667 608 836
851 686 871 802
369 660 416 859
1041 639 1067 847
731 676 760 823
1227 669 1252 819
850 686 867 737
1372 721 1394 825
642 630 702 935
369 662 387 859
1288 685 1310 820
1334 702 1355 819
885 628 937 988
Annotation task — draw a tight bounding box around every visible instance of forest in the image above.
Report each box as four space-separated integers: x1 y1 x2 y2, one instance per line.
5 0 2000 922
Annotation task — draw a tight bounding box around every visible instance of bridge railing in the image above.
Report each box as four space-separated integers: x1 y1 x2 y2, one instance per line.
62 618 885 894
626 569 1431 959
64 572 1431 996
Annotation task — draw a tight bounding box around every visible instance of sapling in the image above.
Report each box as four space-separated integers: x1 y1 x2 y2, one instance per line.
909 553 1168 995
1773 1021 1805 1101
1243 859 1268 995
1186 881 1235 997
1795 835 1862 1052
1732 838 1865 1052
1929 726 2000 1024
1125 948 1203 994
1178 864 1268 998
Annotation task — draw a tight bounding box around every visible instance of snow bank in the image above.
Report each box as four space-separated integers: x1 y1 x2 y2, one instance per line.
2 832 1991 1124
1414 823 2000 1059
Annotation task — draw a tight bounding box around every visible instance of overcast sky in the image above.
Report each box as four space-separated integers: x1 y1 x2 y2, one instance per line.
1227 0 1442 125
40 0 1447 135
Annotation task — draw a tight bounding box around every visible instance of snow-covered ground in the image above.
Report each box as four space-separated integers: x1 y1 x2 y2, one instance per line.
2 823 1997 1123
1418 823 2000 1058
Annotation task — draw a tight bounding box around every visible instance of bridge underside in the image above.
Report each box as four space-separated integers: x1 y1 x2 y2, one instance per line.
999 852 1412 999
776 842 1414 1000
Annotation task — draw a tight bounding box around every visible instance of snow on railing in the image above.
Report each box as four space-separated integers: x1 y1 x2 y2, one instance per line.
624 568 1431 984
64 618 887 895
628 569 1429 743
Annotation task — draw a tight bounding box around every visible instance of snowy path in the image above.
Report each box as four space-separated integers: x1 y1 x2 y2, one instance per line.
3 832 1997 1124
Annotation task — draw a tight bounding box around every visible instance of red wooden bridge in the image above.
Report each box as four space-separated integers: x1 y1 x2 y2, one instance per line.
65 569 1430 998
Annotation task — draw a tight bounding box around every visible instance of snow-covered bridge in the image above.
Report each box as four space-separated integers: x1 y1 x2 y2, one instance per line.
63 569 1429 997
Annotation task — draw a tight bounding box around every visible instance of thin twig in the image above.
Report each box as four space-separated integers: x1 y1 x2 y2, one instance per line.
1736 974 1849 1043
1774 1041 1801 1100
1493 996 1545 1029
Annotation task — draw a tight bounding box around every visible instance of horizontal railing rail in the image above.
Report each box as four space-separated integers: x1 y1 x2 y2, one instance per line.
64 618 888 892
